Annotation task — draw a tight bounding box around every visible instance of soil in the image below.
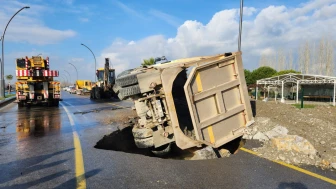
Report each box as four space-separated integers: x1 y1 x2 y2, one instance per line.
246 101 336 170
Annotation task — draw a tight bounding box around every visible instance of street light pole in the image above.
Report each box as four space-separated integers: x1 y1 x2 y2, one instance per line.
80 43 96 82
64 70 71 85
0 6 30 98
61 74 69 85
60 75 68 86
68 63 78 81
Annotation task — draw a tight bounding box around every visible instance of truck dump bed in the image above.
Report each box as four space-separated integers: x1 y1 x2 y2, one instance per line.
183 52 254 148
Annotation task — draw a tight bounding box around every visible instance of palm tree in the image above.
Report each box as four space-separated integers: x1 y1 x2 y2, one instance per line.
5 75 13 93
141 57 155 66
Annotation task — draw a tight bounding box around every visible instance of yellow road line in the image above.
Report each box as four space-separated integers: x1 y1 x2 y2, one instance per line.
195 71 216 144
240 147 336 185
61 103 87 189
73 132 87 189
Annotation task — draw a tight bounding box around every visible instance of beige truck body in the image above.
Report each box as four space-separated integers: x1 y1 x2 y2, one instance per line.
115 52 254 154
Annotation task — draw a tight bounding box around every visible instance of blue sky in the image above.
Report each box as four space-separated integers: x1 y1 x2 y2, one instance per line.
1 0 335 82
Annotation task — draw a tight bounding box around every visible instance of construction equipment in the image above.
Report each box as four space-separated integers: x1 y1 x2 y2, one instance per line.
90 58 116 99
114 52 255 156
15 56 62 107
75 80 92 95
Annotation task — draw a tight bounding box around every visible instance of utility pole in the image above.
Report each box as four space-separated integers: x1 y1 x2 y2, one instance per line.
0 6 30 98
80 43 97 82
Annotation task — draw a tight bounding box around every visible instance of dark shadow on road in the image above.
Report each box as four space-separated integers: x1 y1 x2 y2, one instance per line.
94 127 155 157
0 148 74 184
277 182 308 189
54 169 102 189
2 170 69 189
94 127 233 160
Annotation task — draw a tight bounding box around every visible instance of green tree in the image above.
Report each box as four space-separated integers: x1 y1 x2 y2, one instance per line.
251 66 277 84
141 57 155 66
244 69 253 85
6 74 13 93
272 69 300 76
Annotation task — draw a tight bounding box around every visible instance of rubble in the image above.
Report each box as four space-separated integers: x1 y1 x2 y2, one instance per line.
244 101 336 170
331 163 336 169
189 146 218 160
270 135 317 155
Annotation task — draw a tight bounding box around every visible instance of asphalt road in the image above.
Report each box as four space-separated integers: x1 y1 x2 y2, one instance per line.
0 92 335 189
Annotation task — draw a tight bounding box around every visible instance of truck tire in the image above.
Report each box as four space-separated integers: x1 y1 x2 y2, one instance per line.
95 88 101 99
134 137 154 148
118 85 141 100
90 88 96 99
112 84 121 94
117 69 134 77
151 143 171 156
115 73 138 87
132 127 153 139
18 102 23 108
54 100 59 106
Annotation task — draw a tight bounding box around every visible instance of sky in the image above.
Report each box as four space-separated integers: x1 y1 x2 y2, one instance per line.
1 0 336 83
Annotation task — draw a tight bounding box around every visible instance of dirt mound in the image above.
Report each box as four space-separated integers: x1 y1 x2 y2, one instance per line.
245 101 336 170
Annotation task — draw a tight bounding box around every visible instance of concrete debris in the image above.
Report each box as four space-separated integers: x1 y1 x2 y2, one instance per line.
190 146 217 160
331 163 336 169
218 149 231 158
272 126 288 136
252 132 269 141
271 135 317 155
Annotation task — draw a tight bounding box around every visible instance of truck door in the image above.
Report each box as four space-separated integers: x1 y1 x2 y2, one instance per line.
184 52 254 148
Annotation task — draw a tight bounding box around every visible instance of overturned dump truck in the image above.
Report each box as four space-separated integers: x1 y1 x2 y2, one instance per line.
114 52 254 155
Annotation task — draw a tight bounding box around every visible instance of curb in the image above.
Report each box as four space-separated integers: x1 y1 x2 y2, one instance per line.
0 96 16 108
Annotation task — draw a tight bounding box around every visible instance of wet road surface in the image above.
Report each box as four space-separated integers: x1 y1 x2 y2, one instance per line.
0 92 335 188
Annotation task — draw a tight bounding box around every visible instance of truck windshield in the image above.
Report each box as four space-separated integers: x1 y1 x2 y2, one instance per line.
97 71 104 81
97 70 115 83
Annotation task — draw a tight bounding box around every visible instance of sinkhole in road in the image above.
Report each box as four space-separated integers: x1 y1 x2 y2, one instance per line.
94 126 245 160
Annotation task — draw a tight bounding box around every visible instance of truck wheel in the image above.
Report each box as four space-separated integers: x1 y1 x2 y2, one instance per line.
118 85 141 100
54 100 59 107
151 143 171 156
112 84 121 94
90 88 96 99
18 102 23 108
95 88 101 99
117 69 134 77
132 127 153 139
115 73 138 87
134 137 154 148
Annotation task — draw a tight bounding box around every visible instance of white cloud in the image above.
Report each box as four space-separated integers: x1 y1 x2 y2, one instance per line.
0 1 76 45
113 0 146 20
100 0 336 74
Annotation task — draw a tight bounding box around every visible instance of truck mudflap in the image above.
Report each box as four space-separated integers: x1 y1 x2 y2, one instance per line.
184 52 254 148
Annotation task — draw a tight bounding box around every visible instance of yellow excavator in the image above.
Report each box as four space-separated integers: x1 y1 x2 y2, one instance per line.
90 58 116 99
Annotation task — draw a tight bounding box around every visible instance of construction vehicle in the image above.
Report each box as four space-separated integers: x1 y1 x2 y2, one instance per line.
15 56 62 107
90 58 116 99
75 80 92 95
113 52 255 156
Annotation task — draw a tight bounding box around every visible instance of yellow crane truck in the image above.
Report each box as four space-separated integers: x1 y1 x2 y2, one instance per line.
15 56 62 107
75 80 92 95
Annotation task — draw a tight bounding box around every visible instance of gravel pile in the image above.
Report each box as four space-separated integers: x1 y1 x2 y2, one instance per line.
244 101 336 170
